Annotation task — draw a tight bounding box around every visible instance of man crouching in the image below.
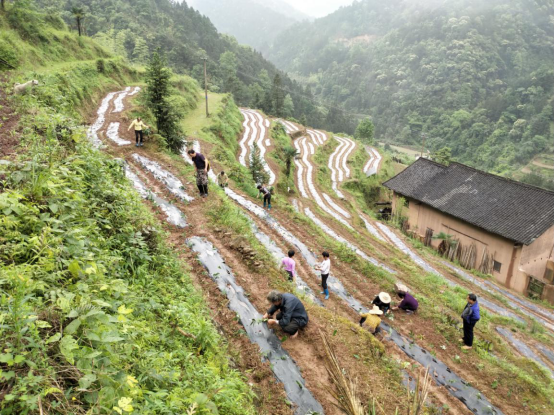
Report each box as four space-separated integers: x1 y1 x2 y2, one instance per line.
263 290 308 339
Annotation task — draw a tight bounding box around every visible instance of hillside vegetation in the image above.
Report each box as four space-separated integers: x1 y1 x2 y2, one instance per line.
36 0 321 127
267 0 554 176
0 7 253 414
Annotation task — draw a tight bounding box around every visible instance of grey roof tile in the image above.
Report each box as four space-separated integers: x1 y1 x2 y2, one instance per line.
383 158 554 245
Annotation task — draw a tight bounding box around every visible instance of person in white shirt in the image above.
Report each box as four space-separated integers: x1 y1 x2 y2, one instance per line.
314 251 331 300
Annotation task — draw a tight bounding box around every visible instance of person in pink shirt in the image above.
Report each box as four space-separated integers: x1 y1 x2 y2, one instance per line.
281 250 296 282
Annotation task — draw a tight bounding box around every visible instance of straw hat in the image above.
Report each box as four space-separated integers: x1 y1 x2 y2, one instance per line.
368 305 383 315
378 292 391 303
395 283 409 293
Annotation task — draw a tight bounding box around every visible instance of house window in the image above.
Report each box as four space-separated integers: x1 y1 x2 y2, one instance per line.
493 261 502 273
404 199 410 208
528 276 545 300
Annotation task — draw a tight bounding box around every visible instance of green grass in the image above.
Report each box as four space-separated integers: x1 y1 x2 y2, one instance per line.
181 92 226 138
0 7 111 71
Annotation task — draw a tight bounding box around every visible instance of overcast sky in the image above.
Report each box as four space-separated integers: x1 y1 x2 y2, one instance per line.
282 0 355 17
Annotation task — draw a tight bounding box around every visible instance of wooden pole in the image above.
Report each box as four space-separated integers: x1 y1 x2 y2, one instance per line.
203 58 209 118
420 133 426 158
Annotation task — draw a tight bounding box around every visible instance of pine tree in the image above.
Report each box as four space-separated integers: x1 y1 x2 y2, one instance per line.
145 50 184 153
249 142 269 185
300 114 308 127
271 74 285 117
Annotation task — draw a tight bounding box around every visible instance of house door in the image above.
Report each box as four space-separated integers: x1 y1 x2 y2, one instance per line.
527 276 545 300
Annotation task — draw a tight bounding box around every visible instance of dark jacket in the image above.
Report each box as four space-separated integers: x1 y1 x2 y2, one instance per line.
192 153 206 170
268 293 309 328
398 292 419 311
372 296 390 314
461 302 480 324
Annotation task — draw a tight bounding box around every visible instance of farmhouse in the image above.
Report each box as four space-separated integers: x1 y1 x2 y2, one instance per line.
383 158 554 304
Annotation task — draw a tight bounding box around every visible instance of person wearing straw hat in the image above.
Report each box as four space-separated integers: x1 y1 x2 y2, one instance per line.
359 305 383 334
372 292 392 314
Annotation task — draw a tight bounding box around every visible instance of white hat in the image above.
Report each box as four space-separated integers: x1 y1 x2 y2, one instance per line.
395 283 409 293
378 292 391 303
369 305 383 315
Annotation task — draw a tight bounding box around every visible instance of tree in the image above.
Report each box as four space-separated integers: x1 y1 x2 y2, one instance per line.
282 146 298 178
133 37 150 64
283 94 294 117
249 142 269 185
271 74 285 117
355 118 375 144
145 50 184 153
299 114 308 127
431 147 452 165
71 6 85 36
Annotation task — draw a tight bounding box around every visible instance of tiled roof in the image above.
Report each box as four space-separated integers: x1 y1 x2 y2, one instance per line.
383 158 554 245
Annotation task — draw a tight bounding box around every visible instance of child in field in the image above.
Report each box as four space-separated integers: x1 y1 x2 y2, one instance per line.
314 251 331 300
281 250 296 282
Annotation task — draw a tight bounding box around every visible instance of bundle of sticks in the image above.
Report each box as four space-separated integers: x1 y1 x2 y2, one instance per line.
0 57 15 69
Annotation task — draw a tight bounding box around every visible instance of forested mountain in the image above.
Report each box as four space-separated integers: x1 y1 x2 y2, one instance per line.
267 0 554 174
187 0 309 52
39 0 319 123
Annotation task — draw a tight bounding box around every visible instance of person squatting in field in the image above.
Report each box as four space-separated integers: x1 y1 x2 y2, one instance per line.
264 291 308 339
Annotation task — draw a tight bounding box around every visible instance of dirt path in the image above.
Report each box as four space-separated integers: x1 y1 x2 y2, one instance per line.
532 160 554 169
0 75 21 158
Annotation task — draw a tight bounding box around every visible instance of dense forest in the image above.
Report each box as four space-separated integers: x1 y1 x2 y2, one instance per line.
187 0 307 52
267 0 554 175
35 0 333 127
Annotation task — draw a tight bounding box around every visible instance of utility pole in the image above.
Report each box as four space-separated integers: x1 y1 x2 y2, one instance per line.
202 57 209 118
420 133 426 158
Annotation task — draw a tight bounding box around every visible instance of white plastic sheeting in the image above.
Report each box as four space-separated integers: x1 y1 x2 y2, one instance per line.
300 138 351 228
304 208 395 274
87 91 118 147
112 87 131 113
238 109 275 185
361 216 385 241
132 153 194 202
364 147 382 176
106 122 131 146
125 167 187 228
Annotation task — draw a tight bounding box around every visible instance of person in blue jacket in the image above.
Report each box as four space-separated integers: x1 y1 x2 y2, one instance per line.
263 291 308 338
460 293 480 350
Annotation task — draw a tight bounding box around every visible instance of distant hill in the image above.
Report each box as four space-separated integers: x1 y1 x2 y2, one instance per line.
36 0 314 120
266 0 554 175
187 0 309 52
